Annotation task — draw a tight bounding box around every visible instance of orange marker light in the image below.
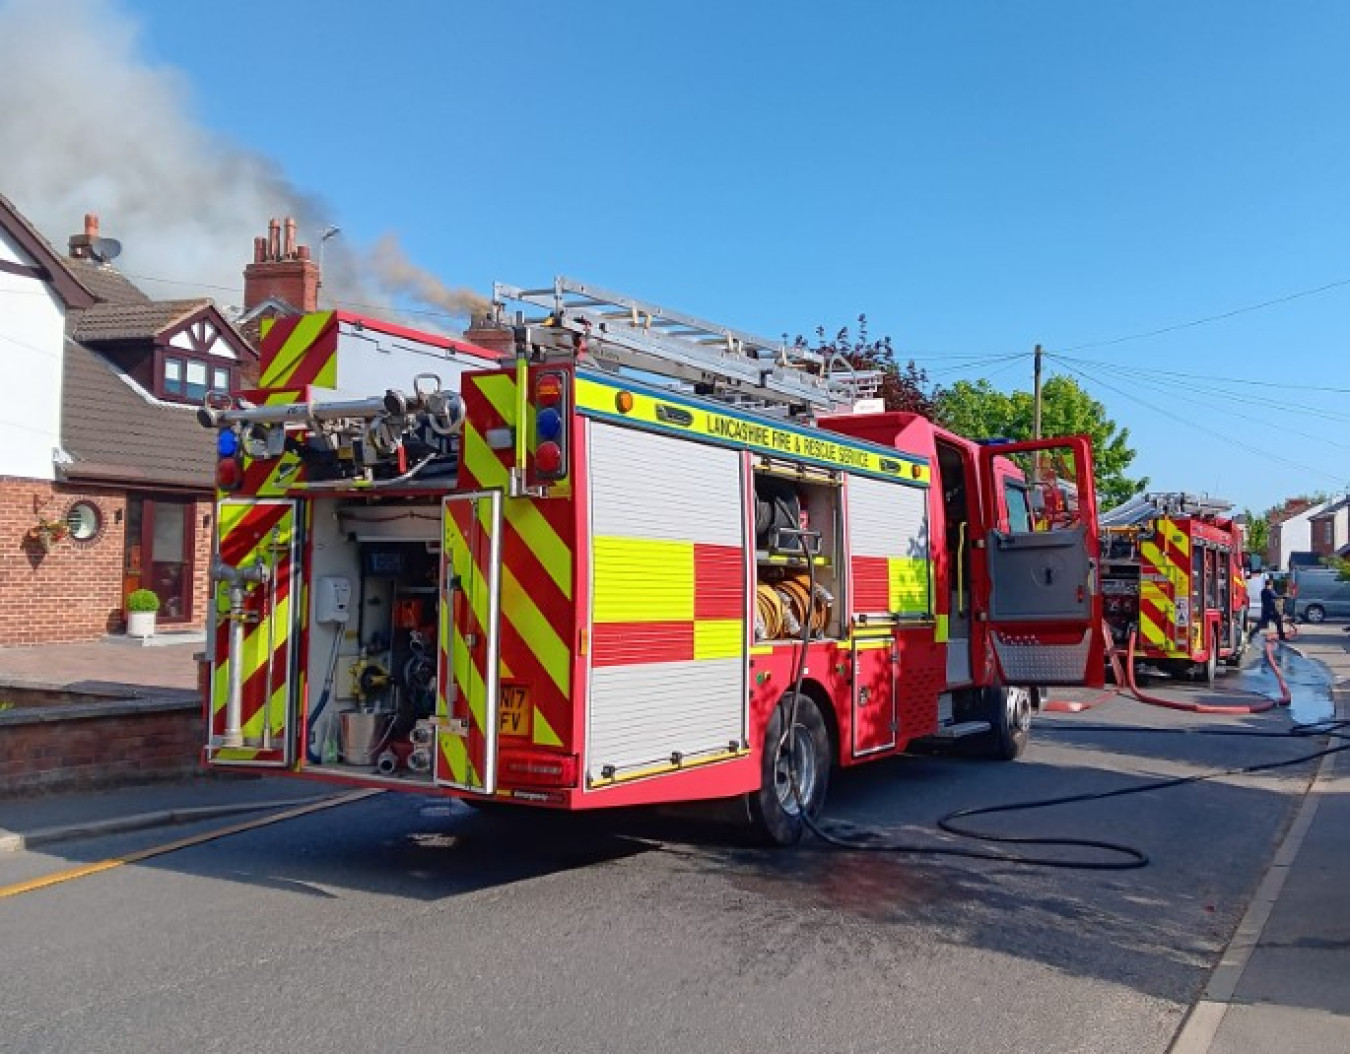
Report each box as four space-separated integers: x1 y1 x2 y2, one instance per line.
536 375 563 407
615 390 635 414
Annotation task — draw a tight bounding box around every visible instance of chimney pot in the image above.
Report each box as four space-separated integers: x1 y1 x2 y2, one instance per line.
84 213 99 238
267 218 281 261
297 245 311 261
254 236 267 264
284 217 297 258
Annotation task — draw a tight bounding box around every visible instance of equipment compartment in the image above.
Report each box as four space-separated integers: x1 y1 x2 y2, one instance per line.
752 462 842 642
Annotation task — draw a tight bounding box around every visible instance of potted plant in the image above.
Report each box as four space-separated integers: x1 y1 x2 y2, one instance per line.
126 588 160 639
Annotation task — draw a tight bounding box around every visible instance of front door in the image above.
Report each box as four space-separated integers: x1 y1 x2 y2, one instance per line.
977 437 1105 687
436 490 503 795
124 495 195 623
206 499 299 765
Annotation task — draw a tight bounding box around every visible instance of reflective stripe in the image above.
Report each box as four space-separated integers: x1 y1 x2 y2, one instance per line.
260 312 333 388
694 619 745 660
594 537 694 622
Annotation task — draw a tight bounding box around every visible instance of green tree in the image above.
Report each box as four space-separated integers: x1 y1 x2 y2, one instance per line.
1242 509 1269 561
795 317 939 417
934 375 1147 508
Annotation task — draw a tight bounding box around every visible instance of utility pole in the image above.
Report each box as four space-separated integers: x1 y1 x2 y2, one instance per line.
1032 343 1043 441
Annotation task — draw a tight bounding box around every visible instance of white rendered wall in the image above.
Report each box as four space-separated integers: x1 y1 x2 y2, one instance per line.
0 228 65 481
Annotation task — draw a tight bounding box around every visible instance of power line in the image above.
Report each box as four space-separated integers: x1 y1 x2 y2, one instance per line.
1045 353 1350 427
1053 354 1350 395
1054 358 1345 484
1054 275 1350 353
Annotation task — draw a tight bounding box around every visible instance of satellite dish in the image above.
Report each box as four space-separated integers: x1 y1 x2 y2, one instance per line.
90 237 122 263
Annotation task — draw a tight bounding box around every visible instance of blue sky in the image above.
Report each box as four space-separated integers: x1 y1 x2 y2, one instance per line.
12 0 1350 513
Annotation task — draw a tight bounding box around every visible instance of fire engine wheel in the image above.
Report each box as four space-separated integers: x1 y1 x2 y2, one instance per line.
978 685 1033 761
1190 632 1219 684
1225 616 1248 667
750 692 830 846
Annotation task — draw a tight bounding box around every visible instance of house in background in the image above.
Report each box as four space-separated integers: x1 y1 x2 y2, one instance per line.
0 194 317 645
1266 497 1331 571
1309 495 1350 561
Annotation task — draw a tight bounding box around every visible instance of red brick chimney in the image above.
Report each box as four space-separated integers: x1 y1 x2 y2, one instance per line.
243 216 319 312
68 213 100 259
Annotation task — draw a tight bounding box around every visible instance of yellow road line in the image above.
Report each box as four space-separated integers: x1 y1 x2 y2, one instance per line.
0 789 380 900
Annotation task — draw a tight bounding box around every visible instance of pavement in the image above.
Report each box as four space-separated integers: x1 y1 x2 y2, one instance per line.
0 628 1348 1052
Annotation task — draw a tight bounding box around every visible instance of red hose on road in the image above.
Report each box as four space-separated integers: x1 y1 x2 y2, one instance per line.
1043 624 1291 713
1120 629 1286 713
1043 623 1126 712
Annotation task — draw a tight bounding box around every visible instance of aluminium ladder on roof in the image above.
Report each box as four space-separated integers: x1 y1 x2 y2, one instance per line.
1099 491 1235 528
491 276 879 414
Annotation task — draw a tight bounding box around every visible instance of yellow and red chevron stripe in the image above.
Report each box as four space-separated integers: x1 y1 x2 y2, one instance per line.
591 538 744 665
210 500 296 763
258 312 338 391
1137 517 1191 655
438 369 575 788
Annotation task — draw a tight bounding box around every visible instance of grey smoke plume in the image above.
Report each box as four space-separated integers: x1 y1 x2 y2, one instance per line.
370 235 491 321
0 0 474 325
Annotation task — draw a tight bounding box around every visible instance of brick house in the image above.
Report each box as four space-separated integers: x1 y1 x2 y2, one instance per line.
0 195 316 645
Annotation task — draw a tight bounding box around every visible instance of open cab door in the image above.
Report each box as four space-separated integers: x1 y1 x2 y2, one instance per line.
977 436 1104 688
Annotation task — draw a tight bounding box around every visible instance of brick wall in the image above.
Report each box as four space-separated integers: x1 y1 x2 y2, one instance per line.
0 477 215 645
0 700 204 796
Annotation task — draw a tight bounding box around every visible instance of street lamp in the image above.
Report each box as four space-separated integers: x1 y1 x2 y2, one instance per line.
317 225 341 306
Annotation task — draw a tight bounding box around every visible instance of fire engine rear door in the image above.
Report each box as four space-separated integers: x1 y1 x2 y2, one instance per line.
435 490 502 795
977 436 1105 687
207 498 299 767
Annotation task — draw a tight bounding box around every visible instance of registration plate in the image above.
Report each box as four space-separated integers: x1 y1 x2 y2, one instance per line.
499 684 531 738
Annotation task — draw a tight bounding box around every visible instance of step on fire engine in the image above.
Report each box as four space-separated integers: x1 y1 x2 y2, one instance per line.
199 278 1105 843
1099 492 1249 683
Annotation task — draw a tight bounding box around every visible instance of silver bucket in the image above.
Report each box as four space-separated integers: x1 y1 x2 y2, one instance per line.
340 710 392 766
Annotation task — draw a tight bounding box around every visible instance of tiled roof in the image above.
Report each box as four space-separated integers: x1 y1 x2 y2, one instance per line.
63 256 151 305
0 193 97 308
71 299 209 343
60 339 213 490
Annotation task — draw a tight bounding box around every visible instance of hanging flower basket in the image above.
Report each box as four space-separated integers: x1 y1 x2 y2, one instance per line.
28 518 69 554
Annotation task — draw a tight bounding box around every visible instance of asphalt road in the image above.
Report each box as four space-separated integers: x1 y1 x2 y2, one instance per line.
0 655 1334 1054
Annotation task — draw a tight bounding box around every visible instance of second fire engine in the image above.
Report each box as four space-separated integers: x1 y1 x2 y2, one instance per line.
1099 492 1249 682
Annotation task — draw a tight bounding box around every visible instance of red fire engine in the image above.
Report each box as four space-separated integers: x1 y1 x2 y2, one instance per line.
199 279 1105 843
1099 493 1249 683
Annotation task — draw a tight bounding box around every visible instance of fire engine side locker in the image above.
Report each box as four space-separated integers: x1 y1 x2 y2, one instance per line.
207 498 300 766
435 490 503 795
844 473 932 756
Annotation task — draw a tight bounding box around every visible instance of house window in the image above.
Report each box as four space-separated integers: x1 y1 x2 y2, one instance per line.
164 356 184 395
159 353 234 404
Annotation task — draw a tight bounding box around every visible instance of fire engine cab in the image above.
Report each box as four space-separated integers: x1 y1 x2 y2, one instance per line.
199 278 1104 843
1099 492 1249 683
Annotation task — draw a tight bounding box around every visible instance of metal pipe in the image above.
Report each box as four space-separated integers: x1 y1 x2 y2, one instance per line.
199 395 396 429
223 578 247 748
213 559 268 748
260 532 280 750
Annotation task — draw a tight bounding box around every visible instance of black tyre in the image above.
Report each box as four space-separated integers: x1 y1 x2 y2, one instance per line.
749 692 831 846
1304 603 1326 624
970 684 1032 761
1196 631 1218 684
1225 614 1248 667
